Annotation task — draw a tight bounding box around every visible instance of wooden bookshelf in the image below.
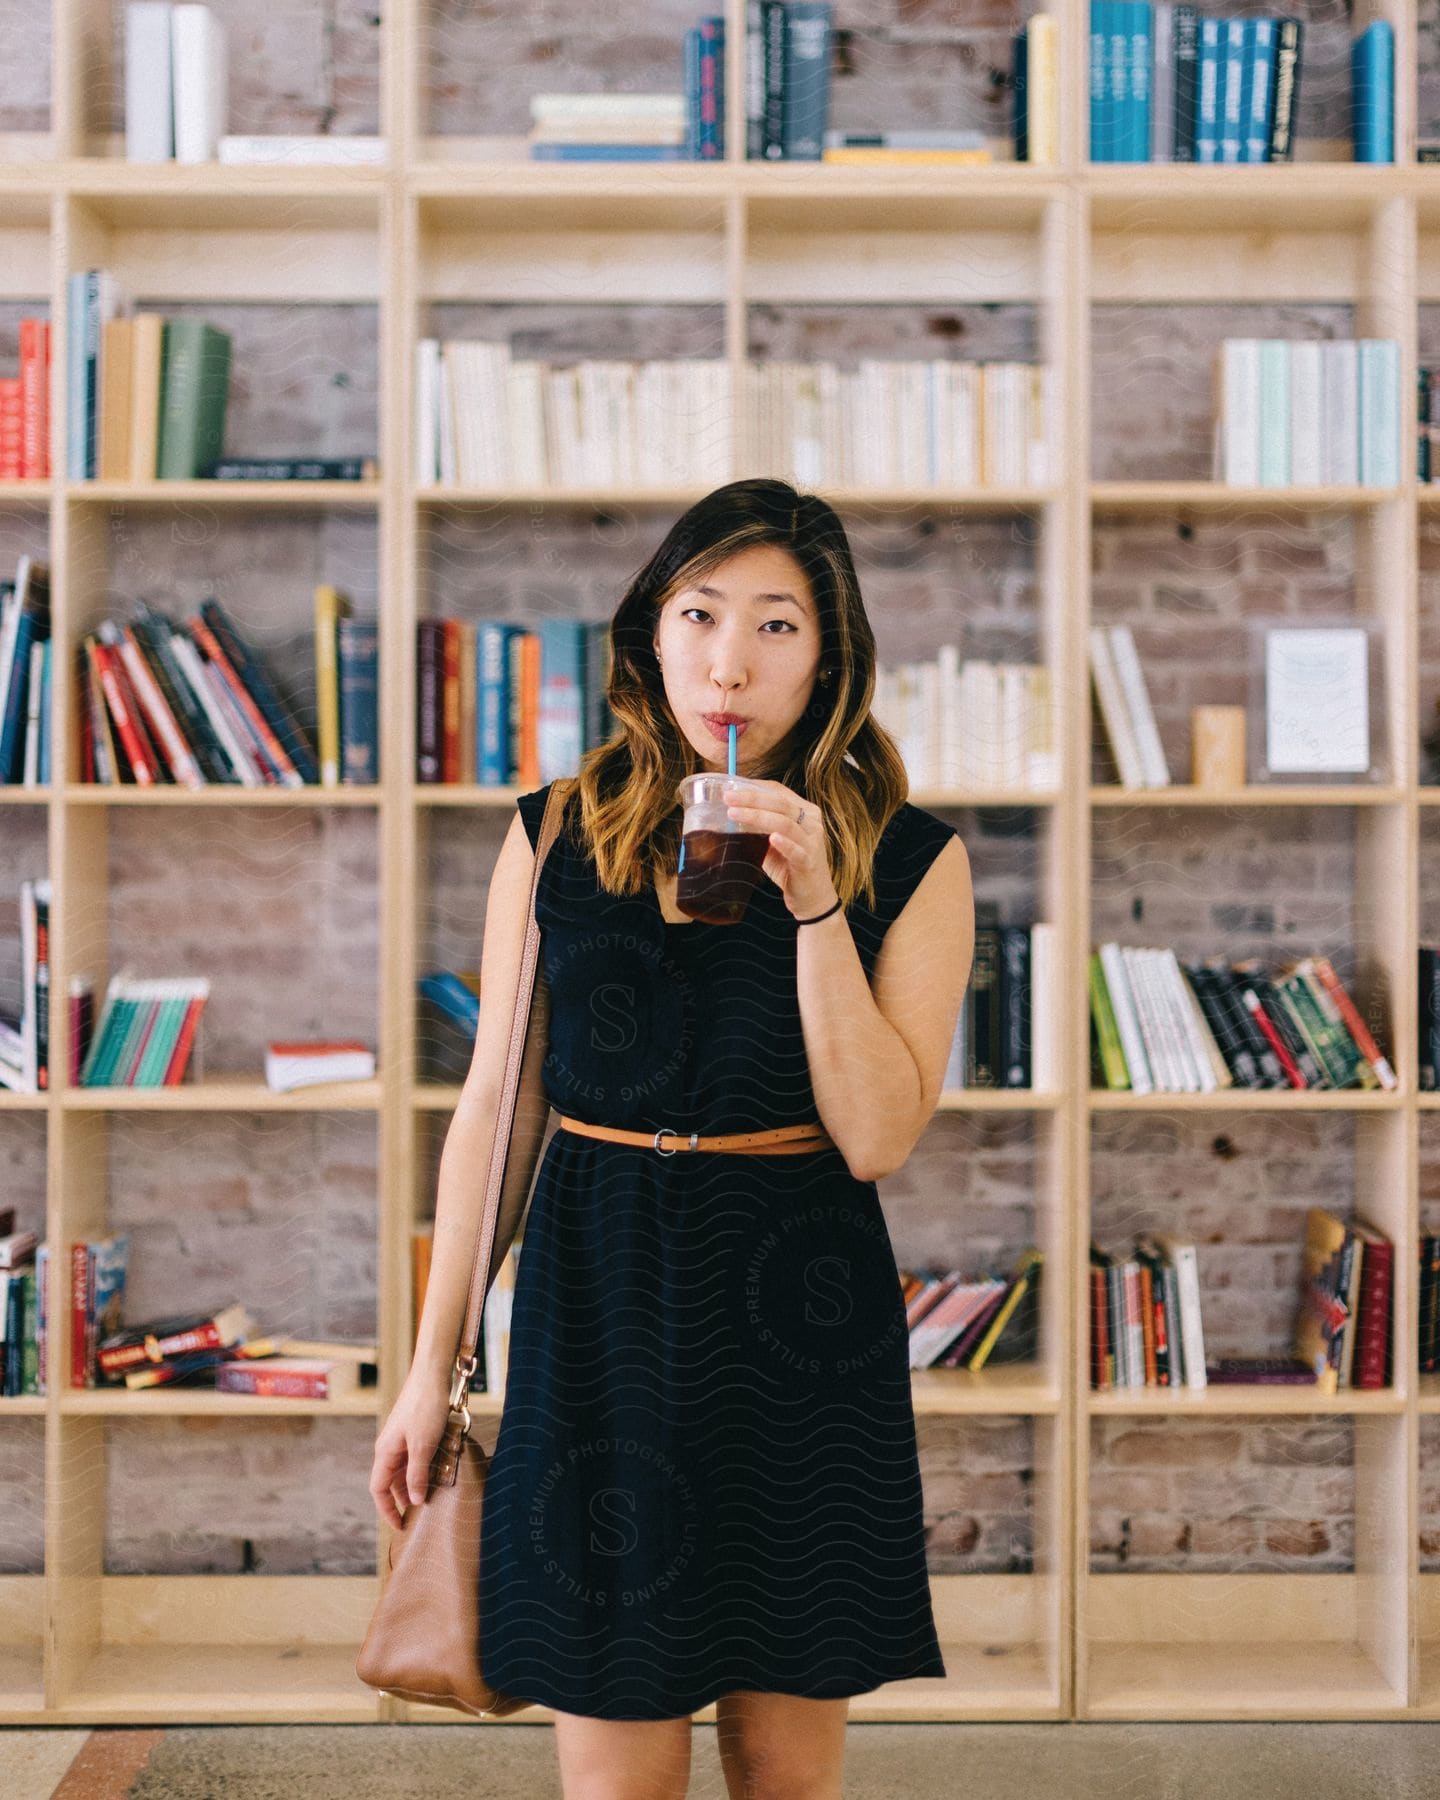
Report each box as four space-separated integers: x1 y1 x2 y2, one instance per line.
1 0 1438 1729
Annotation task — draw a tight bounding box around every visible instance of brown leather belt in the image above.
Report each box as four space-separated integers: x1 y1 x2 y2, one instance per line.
556 1114 836 1156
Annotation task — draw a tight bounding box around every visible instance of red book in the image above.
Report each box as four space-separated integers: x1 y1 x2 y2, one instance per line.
1239 986 1306 1086
163 993 207 1085
1351 1221 1394 1390
91 639 158 784
20 317 49 479
1310 956 1397 1091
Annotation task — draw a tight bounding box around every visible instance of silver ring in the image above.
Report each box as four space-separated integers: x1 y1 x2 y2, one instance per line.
652 1125 697 1155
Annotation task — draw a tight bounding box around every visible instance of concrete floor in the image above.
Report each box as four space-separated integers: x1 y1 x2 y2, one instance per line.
8 1722 1440 1800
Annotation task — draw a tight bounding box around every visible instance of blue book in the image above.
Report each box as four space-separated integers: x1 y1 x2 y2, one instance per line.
782 3 831 160
1124 2 1152 163
1352 20 1394 163
697 16 725 160
1243 18 1277 163
537 618 586 783
1217 16 1246 162
66 270 92 480
1090 2 1112 162
529 143 685 161
1107 4 1129 161
476 621 520 786
1358 339 1399 487
418 972 479 1037
337 617 378 784
1194 15 1221 161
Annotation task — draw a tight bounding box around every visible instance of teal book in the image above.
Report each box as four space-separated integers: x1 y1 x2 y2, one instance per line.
1358 338 1399 487
1258 339 1290 485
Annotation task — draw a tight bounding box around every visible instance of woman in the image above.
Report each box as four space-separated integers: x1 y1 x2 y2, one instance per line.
370 478 974 1799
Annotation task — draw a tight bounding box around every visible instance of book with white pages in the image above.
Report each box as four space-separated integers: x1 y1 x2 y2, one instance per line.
1107 624 1170 785
1099 942 1154 1094
1088 626 1146 786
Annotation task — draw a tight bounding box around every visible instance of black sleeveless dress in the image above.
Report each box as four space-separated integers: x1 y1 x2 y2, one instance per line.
478 778 959 1720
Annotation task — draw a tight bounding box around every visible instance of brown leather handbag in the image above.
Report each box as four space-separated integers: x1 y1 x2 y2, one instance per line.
355 779 570 1717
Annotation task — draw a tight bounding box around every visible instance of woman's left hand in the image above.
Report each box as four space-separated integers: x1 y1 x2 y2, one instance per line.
722 778 841 922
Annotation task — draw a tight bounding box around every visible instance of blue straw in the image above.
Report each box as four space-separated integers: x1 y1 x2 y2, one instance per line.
728 722 736 777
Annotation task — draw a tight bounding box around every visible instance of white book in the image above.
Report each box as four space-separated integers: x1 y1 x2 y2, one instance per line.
171 4 226 164
952 362 981 486
999 662 1028 788
126 2 175 162
1026 665 1060 789
1218 338 1261 484
23 640 43 785
1026 364 1052 486
916 660 941 789
436 350 456 485
1151 4 1174 161
415 339 441 485
1107 624 1170 785
1321 340 1359 484
1088 626 1146 787
530 93 685 120
1289 340 1323 485
1159 947 1213 1090
936 642 962 787
1099 941 1154 1094
1125 945 1178 1090
170 631 259 783
897 361 929 488
0 586 18 744
1169 950 1228 1091
217 134 385 165
506 359 546 486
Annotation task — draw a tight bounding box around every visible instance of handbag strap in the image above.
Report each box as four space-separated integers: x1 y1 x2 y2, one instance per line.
449 778 570 1405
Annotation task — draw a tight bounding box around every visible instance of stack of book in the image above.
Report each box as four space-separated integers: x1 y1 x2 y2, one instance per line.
528 90 691 162
743 359 1052 490
1214 337 1400 487
0 318 50 478
747 3 831 161
0 555 51 786
264 1040 376 1093
417 615 614 788
1090 1210 1393 1392
0 878 50 1095
1 1206 44 1396
69 271 233 480
77 972 210 1088
415 339 731 488
1090 946 1396 1095
1089 623 1169 789
873 649 1058 793
903 1249 1043 1371
945 906 1057 1093
125 2 227 163
80 592 375 789
1090 8 1392 164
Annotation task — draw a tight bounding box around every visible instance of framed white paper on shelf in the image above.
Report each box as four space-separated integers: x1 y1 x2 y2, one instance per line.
1246 617 1386 784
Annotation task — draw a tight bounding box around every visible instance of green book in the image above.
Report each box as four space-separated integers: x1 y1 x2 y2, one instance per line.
157 319 232 479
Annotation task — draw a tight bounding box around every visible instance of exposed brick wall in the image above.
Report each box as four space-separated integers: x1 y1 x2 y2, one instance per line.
1 9 1433 1589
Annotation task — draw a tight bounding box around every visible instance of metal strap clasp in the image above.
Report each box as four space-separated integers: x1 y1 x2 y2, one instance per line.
653 1125 699 1155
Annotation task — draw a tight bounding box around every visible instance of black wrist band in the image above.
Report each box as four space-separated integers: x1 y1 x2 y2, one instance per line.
795 897 843 926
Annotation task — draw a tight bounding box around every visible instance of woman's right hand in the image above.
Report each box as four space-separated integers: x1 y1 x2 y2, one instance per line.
368 1368 456 1529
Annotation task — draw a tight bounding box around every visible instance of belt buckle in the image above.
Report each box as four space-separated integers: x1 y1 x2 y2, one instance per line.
653 1125 699 1155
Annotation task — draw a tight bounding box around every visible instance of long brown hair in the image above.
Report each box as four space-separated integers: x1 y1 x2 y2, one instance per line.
558 477 909 913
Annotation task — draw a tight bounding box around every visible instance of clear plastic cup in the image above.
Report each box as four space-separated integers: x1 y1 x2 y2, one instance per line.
674 773 771 924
